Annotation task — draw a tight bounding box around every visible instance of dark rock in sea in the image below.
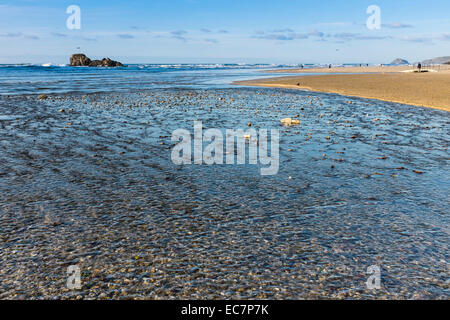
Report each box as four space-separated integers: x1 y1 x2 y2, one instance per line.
70 54 124 67
70 54 91 66
89 58 124 67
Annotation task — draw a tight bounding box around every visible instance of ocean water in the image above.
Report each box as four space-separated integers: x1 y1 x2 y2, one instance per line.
0 63 311 95
0 64 448 299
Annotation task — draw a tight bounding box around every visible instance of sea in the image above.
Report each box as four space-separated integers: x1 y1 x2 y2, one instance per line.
0 62 360 95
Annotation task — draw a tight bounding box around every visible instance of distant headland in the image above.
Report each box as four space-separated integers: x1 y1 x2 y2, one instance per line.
69 54 124 67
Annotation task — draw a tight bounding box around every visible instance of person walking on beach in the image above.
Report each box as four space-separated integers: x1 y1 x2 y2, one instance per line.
418 63 422 73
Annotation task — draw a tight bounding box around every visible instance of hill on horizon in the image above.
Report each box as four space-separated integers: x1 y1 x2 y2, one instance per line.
422 56 450 64
391 58 410 65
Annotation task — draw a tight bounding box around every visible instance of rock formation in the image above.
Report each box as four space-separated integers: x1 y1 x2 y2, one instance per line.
70 54 124 67
390 58 409 65
70 54 91 66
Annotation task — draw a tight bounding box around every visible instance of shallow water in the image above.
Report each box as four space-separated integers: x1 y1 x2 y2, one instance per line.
0 87 448 299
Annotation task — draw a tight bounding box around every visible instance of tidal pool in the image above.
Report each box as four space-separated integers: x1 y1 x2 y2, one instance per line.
0 88 448 299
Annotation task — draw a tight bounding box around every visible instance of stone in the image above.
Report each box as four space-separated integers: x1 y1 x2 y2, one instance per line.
70 54 124 67
281 118 300 126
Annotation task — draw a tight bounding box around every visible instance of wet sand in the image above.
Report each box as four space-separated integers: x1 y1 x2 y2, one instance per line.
235 72 450 112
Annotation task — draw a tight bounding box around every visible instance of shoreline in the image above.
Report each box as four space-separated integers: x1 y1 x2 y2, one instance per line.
235 70 450 112
266 65 450 74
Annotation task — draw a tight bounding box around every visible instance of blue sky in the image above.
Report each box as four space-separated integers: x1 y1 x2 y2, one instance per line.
0 0 449 64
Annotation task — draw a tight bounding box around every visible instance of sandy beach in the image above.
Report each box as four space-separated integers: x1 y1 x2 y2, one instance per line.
236 68 450 111
267 65 450 74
